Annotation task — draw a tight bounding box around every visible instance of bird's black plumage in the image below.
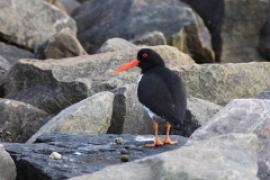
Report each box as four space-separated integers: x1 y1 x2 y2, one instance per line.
136 49 187 127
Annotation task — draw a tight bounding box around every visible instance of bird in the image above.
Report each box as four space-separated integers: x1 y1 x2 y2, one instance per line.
113 48 187 147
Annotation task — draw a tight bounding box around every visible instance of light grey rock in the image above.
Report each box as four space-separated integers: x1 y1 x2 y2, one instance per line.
98 38 137 53
0 144 16 180
132 31 167 46
27 92 114 143
175 62 270 105
70 134 259 180
222 0 270 63
37 28 87 59
73 0 214 62
0 0 76 50
192 99 270 180
4 45 193 114
0 98 49 142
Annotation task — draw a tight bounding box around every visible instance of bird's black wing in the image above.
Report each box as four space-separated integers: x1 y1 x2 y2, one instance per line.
137 70 185 126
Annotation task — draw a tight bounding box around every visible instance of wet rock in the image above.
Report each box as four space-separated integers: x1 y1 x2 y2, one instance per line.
0 144 16 180
0 98 49 142
4 133 187 180
192 99 270 180
27 92 114 143
4 45 193 114
0 0 76 50
221 0 270 63
70 134 259 180
37 28 87 59
175 62 270 105
73 0 213 62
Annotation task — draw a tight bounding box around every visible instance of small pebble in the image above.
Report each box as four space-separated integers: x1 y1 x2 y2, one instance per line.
120 148 129 155
115 137 124 145
49 152 62 160
120 155 129 162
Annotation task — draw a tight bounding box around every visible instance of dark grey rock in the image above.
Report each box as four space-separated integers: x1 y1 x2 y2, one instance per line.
256 87 270 100
0 42 34 65
258 18 270 61
4 133 188 180
72 0 213 62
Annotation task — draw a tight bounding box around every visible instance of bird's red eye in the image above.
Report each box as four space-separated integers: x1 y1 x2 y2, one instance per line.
142 53 148 59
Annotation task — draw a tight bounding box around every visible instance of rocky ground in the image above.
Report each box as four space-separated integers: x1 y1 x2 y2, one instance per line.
0 0 270 180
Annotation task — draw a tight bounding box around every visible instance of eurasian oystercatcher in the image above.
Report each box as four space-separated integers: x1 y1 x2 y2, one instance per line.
113 48 187 147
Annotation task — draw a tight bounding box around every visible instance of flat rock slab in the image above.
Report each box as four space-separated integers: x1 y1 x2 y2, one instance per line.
4 133 187 180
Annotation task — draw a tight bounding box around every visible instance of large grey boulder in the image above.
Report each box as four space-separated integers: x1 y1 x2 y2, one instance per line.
5 133 187 180
0 0 76 50
0 99 49 142
37 28 87 59
27 92 114 143
192 99 270 180
72 0 214 62
71 134 259 180
0 144 16 180
59 0 81 14
222 0 270 63
4 45 193 114
175 62 270 105
132 31 167 46
0 42 34 65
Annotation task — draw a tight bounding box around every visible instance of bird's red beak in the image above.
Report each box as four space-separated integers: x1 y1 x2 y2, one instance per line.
113 59 140 74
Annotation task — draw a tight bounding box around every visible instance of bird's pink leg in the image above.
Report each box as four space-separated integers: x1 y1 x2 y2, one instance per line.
163 121 177 145
145 120 164 147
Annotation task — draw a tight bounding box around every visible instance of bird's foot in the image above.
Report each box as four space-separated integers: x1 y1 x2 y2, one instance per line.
145 138 164 148
163 138 178 145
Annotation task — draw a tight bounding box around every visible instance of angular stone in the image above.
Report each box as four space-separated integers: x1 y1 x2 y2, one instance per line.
0 145 16 180
174 62 270 105
192 99 270 180
0 0 77 50
70 134 259 180
132 31 167 46
73 0 213 62
4 45 193 114
0 98 49 142
4 133 187 180
98 38 137 53
37 28 87 59
222 0 270 63
27 92 114 143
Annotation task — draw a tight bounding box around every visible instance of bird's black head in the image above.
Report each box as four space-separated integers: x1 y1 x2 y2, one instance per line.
137 49 165 73
113 48 165 74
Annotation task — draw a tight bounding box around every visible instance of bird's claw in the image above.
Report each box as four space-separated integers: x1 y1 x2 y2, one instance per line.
145 138 164 147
